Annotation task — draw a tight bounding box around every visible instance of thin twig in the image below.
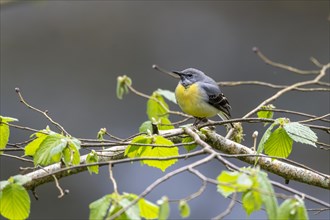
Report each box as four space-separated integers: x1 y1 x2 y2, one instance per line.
298 113 330 123
270 109 330 123
109 153 216 220
212 192 237 220
253 47 319 75
109 164 118 194
15 88 70 136
219 81 329 91
52 175 65 198
152 64 179 79
0 153 33 163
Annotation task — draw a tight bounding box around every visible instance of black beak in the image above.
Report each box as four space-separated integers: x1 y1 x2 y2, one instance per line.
172 71 183 76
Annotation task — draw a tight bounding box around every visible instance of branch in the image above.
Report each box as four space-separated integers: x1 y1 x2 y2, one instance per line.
204 130 330 189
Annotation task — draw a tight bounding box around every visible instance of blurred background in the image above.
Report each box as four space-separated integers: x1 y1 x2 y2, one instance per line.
1 1 329 219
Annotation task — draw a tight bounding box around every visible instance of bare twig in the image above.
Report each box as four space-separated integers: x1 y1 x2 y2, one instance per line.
109 164 118 194
0 153 33 163
15 88 70 136
152 64 179 79
52 175 65 198
253 47 319 75
212 192 237 220
219 80 329 92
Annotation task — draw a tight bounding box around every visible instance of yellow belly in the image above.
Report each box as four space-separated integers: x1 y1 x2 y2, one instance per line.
175 83 219 118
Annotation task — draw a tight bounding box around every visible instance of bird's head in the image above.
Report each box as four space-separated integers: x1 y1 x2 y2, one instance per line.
172 68 206 86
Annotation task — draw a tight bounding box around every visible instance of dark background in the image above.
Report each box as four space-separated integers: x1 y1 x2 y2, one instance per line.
1 1 329 219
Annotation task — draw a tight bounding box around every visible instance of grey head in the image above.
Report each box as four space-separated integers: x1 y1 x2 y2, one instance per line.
172 68 216 87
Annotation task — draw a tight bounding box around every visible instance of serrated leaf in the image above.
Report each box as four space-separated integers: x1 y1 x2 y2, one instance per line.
139 198 159 219
139 121 154 133
278 198 308 220
126 135 178 172
182 136 197 152
264 127 293 158
242 190 262 216
284 122 317 147
147 92 169 120
24 133 48 156
89 194 112 220
217 171 253 197
157 196 170 220
179 200 190 218
140 136 178 172
257 121 278 155
125 135 152 158
86 151 99 175
257 171 278 219
156 89 177 104
0 183 30 220
33 134 68 166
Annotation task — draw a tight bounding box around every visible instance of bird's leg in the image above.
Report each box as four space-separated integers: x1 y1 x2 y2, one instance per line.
193 117 207 126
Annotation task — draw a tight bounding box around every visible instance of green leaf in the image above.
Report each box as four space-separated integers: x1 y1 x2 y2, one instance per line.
24 132 49 156
157 196 170 220
257 171 278 219
179 200 190 218
147 92 169 120
89 194 112 220
139 121 154 133
158 117 174 130
125 135 178 172
284 122 317 147
139 198 159 219
156 89 177 104
182 136 197 152
140 136 178 172
62 144 81 166
0 183 30 220
0 122 9 155
33 134 68 166
257 121 278 155
116 75 132 100
0 116 18 123
86 150 99 175
217 171 253 197
125 135 152 158
118 198 140 220
257 105 275 125
278 198 308 220
97 128 107 140
62 137 81 166
264 127 293 158
0 116 18 155
242 190 262 216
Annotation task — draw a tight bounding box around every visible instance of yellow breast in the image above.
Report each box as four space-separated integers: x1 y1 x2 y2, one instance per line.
175 83 219 118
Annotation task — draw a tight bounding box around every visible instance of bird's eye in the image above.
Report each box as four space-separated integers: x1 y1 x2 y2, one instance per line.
187 74 193 78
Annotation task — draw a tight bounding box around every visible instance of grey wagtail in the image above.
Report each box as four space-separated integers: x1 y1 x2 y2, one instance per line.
172 68 232 126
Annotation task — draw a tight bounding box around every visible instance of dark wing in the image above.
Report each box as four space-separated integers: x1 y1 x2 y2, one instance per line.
209 93 231 119
201 83 231 119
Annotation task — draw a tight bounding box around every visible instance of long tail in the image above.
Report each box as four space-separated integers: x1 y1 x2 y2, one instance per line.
217 112 233 128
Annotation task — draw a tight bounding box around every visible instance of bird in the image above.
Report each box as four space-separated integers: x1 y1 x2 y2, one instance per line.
172 68 232 126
